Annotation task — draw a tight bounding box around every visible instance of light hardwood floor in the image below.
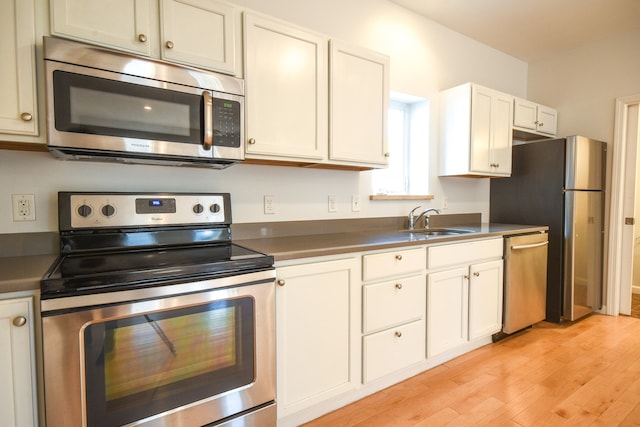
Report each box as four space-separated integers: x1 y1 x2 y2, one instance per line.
303 314 640 426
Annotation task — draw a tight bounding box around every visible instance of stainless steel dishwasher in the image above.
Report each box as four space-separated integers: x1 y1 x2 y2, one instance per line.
502 232 549 334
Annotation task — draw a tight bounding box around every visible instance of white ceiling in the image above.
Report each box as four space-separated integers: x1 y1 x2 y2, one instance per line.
390 0 640 62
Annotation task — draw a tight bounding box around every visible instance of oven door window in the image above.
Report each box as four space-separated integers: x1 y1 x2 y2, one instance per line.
84 297 255 427
53 70 202 144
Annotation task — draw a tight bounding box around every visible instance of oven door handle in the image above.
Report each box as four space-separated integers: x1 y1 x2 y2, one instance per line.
203 91 213 151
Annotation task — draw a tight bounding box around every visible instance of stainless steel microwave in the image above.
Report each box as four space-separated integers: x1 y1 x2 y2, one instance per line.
44 37 244 168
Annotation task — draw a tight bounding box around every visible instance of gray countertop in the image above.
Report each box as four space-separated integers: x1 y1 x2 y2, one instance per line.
0 221 547 294
236 223 548 262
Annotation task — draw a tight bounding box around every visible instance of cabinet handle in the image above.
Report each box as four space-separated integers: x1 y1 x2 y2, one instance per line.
165 40 174 49
248 138 257 145
12 316 27 327
395 254 402 261
395 283 403 290
394 331 402 338
138 34 147 43
276 279 286 287
20 112 32 122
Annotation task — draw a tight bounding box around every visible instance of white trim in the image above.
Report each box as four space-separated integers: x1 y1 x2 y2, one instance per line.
608 93 640 315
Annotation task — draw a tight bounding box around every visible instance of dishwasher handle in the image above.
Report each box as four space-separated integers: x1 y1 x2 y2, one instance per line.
511 241 549 250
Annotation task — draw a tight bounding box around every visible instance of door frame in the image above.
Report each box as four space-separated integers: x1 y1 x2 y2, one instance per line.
607 93 640 316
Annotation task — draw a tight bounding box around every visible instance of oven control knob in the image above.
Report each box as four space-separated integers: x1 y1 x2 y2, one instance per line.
101 204 116 217
77 204 92 218
193 203 204 214
210 203 221 213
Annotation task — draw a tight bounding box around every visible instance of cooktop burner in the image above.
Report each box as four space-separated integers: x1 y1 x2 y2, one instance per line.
41 192 274 299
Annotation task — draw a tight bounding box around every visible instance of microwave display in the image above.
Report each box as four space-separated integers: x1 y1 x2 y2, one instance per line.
212 98 241 148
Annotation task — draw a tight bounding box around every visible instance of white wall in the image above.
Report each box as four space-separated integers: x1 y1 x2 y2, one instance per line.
527 28 640 142
0 0 528 234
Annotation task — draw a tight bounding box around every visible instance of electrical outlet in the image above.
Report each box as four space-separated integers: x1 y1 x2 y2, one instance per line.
12 194 36 221
351 195 361 212
264 195 275 214
328 195 337 213
442 196 449 210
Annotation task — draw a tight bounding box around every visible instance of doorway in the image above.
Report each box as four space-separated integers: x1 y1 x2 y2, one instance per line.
608 94 640 316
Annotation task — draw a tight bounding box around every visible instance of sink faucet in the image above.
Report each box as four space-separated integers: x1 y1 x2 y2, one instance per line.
408 206 441 230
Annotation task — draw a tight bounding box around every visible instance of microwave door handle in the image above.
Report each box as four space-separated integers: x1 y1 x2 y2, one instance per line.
202 91 213 151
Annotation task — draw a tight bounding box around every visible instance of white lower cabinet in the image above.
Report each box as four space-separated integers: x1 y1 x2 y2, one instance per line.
0 296 38 427
275 257 361 420
426 238 503 358
361 247 426 383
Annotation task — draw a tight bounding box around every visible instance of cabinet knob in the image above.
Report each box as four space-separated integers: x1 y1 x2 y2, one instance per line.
12 316 27 327
20 112 32 122
473 272 480 277
138 34 147 43
464 275 469 280
395 254 402 261
276 279 286 286
165 40 174 49
394 331 402 338
384 152 390 158
395 283 403 290
248 138 256 145
539 122 544 127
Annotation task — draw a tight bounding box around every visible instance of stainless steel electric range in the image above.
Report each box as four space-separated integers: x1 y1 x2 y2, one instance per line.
40 192 276 427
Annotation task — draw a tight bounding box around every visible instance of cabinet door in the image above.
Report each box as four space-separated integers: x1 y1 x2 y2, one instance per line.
468 260 504 340
536 105 557 135
244 13 328 161
469 85 493 173
427 266 468 358
275 258 360 418
160 0 235 74
50 0 152 56
329 40 389 167
490 91 514 175
513 98 538 130
0 297 37 427
0 0 38 136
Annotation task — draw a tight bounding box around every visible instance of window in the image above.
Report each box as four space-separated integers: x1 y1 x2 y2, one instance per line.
372 93 429 195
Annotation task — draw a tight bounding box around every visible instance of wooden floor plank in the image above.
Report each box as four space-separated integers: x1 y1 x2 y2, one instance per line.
303 314 640 427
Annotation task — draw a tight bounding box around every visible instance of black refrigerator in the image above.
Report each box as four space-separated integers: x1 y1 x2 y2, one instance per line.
490 135 606 323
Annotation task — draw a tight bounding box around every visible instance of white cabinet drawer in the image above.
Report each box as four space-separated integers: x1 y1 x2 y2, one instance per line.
362 319 425 383
363 274 425 334
427 238 502 270
362 246 426 282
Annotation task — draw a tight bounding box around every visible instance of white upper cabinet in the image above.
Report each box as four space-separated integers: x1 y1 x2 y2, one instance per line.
243 12 328 162
513 97 558 136
50 0 237 74
329 40 389 167
439 82 514 177
0 0 38 137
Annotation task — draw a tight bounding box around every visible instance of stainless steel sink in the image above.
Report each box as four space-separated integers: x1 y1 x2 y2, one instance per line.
402 228 474 236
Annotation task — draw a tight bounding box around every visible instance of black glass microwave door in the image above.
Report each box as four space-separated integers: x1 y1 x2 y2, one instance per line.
84 298 255 427
53 70 202 144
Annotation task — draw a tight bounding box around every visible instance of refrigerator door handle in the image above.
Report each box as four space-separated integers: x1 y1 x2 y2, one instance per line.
512 241 549 250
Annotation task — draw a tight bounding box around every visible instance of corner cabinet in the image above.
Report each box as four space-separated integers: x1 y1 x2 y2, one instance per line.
329 40 389 168
274 257 361 420
0 0 39 138
0 297 38 427
426 238 503 358
50 0 237 74
513 97 558 137
243 13 328 163
439 83 513 177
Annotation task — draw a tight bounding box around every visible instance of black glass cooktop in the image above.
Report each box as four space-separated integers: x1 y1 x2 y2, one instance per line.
41 243 274 299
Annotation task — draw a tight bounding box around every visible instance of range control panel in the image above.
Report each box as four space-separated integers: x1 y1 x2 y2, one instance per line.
58 192 231 230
